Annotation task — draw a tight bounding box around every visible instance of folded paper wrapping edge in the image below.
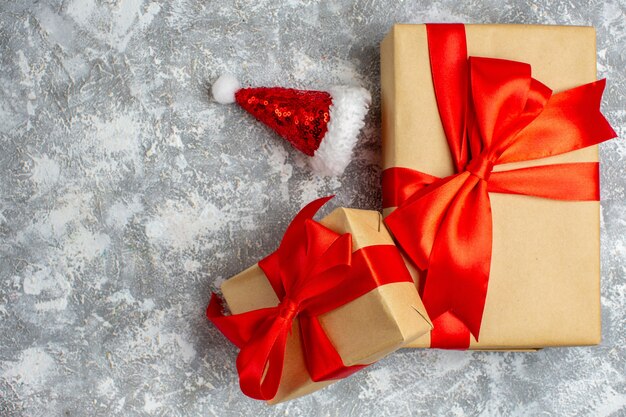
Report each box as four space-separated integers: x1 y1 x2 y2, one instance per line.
220 207 431 403
380 24 602 349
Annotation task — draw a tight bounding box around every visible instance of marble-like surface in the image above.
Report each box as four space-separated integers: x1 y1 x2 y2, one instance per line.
0 1 624 416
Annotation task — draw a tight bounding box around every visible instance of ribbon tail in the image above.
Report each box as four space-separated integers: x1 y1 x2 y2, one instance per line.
430 312 471 349
236 314 291 401
300 316 367 382
423 179 492 346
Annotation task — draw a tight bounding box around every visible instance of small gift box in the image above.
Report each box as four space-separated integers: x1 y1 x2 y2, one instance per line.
380 24 616 349
208 197 432 403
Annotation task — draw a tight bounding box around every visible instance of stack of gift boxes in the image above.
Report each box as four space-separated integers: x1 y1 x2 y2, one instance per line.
207 23 617 403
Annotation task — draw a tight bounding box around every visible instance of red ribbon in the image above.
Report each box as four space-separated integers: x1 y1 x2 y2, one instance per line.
207 196 414 400
382 24 616 349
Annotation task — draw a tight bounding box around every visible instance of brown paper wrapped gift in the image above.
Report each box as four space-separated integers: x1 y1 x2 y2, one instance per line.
218 206 432 403
380 24 611 349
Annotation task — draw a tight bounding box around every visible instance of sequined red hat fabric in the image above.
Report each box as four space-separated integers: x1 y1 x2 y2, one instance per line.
235 87 332 156
211 73 371 176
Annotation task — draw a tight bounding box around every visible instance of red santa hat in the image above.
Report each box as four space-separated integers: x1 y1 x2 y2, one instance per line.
211 74 371 176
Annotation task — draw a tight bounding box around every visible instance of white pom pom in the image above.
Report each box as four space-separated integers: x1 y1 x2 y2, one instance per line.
212 74 240 104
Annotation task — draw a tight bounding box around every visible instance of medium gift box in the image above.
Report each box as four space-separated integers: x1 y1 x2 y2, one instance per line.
207 197 432 403
380 24 616 349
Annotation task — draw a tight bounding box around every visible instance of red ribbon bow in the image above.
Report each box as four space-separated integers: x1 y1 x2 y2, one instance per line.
382 24 616 348
208 196 413 399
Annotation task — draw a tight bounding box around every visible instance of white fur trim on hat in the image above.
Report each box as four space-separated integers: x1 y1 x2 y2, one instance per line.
212 74 241 104
309 86 372 176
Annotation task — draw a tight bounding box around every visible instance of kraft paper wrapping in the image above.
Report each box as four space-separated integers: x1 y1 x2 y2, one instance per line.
380 24 601 349
221 207 432 403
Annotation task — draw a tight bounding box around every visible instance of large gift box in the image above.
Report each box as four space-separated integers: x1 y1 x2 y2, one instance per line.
208 197 432 402
380 24 616 349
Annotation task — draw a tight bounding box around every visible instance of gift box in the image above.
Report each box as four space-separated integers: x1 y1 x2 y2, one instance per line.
208 197 432 403
380 24 616 349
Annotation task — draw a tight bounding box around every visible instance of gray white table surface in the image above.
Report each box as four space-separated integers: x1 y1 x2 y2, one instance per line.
0 1 624 416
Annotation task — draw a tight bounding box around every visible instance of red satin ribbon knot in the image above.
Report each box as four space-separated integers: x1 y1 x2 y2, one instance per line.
208 196 414 400
278 297 300 320
466 154 494 181
382 23 616 349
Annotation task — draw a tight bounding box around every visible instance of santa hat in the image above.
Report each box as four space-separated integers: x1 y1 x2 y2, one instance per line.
211 74 371 176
